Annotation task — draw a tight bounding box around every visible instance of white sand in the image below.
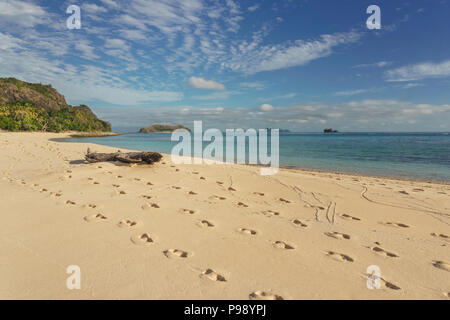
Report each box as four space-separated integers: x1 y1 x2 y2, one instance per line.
0 132 449 299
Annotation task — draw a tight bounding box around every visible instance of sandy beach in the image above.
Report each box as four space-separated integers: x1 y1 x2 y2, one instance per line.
1 132 449 300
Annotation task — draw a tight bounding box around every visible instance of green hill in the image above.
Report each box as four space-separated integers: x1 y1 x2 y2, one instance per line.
139 124 191 133
0 78 111 132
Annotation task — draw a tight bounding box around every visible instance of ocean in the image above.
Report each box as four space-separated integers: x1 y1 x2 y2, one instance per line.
67 132 450 182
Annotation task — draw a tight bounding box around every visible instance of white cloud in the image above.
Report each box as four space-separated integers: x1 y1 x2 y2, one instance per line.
386 60 450 82
0 32 182 106
334 88 379 96
248 4 260 12
100 0 119 8
75 40 99 60
0 0 47 27
260 104 274 111
83 3 108 14
97 100 450 131
224 31 361 74
354 61 391 68
105 38 129 49
189 77 226 91
240 81 266 90
401 83 421 89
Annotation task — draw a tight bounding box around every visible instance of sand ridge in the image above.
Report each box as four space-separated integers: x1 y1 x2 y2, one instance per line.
0 132 449 299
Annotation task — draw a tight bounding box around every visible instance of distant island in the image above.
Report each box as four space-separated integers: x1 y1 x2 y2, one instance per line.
139 124 191 133
0 78 111 133
324 128 339 133
265 128 291 133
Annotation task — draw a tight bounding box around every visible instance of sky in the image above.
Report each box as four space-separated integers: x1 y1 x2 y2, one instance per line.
0 0 450 131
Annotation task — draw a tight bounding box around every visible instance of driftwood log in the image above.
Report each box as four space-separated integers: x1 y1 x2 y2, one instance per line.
85 150 163 165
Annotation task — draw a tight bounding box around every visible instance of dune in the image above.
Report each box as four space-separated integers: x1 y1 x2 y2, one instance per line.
0 132 449 299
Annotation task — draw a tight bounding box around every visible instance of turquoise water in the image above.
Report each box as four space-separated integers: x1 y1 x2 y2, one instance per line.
68 132 450 182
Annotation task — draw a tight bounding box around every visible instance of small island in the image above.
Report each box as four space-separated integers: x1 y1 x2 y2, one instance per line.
324 128 339 133
139 124 191 133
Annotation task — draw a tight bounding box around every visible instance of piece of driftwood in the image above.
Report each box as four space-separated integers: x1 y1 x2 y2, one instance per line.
85 149 162 165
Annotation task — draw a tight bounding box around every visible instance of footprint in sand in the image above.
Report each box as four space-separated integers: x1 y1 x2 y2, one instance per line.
325 251 354 262
370 246 398 258
181 208 195 215
262 210 280 217
201 269 226 282
238 228 257 235
398 190 409 195
112 184 120 188
249 291 283 300
366 274 401 290
66 200 76 205
340 213 361 221
188 191 198 195
273 241 295 250
278 198 292 203
431 233 449 240
432 260 450 272
88 204 97 209
324 231 350 240
163 249 191 258
40 188 48 193
200 176 206 180
172 186 181 190
237 202 248 208
142 202 160 209
192 171 199 175
147 182 153 186
84 213 108 222
381 222 409 228
118 190 127 195
118 219 138 228
131 233 154 245
211 195 227 201
253 192 265 196
382 279 401 290
216 181 224 185
228 187 236 191
140 195 152 199
292 219 308 227
198 220 215 228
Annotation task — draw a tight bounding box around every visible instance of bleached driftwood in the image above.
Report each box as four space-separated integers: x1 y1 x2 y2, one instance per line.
85 149 162 165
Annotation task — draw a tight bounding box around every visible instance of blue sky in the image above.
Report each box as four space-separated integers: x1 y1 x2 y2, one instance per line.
1 0 450 131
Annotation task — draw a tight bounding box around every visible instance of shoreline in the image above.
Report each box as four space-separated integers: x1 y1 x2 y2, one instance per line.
59 133 450 186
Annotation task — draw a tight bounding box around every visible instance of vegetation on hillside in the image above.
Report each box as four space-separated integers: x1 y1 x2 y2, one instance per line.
0 78 54 99
0 101 111 132
139 124 191 133
0 77 111 133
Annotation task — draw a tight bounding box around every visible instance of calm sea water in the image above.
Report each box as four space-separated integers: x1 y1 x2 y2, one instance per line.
68 132 450 182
